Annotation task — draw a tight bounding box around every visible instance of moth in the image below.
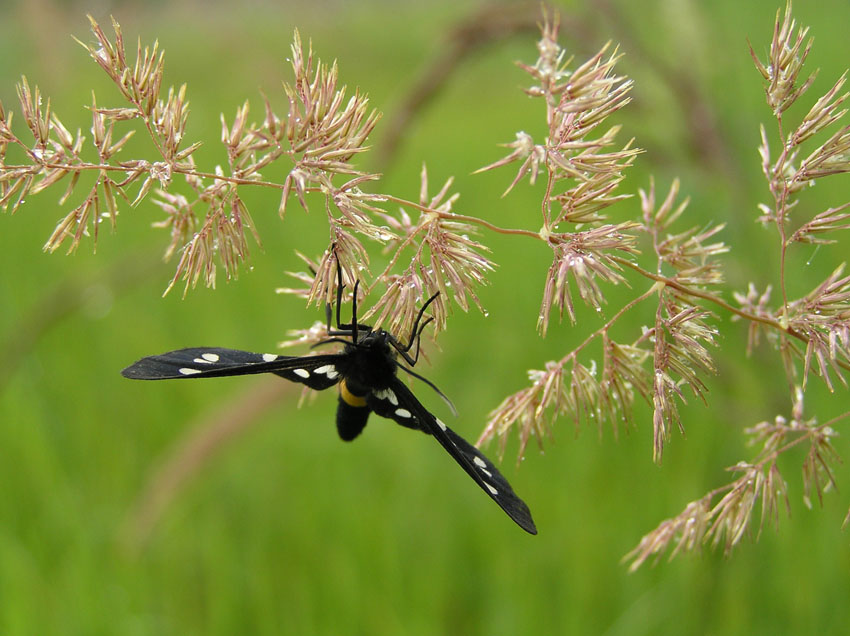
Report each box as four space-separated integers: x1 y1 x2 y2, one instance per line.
122 275 536 534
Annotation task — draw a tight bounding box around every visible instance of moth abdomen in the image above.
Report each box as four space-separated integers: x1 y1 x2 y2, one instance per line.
335 396 370 441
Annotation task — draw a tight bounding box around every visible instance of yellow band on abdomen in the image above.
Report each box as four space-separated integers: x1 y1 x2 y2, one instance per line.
339 379 368 407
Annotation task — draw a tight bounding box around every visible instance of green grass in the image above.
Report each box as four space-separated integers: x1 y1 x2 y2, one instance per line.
2 1 850 634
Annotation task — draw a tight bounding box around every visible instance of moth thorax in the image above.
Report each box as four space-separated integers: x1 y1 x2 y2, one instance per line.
345 340 396 390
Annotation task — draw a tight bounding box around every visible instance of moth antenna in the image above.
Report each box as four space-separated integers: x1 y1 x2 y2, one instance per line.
397 363 457 416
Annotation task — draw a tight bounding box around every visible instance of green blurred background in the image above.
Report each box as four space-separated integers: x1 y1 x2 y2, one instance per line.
2 0 850 633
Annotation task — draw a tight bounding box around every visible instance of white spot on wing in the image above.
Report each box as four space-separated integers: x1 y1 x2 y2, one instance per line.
472 456 492 477
262 353 278 362
395 408 412 418
313 365 340 380
436 418 447 431
485 483 498 495
293 368 310 378
201 352 220 362
374 388 399 406
179 367 202 375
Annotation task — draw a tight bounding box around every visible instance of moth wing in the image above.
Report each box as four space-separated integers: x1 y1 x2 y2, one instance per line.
373 379 536 535
121 347 343 391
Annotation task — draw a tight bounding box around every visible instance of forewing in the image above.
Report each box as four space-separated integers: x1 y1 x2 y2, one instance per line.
377 379 537 535
121 347 343 391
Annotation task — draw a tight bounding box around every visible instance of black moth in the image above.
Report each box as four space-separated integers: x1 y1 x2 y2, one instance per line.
121 275 536 535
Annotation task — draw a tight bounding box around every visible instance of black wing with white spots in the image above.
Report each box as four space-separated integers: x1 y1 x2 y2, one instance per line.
367 384 419 431
371 378 537 535
121 347 343 391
